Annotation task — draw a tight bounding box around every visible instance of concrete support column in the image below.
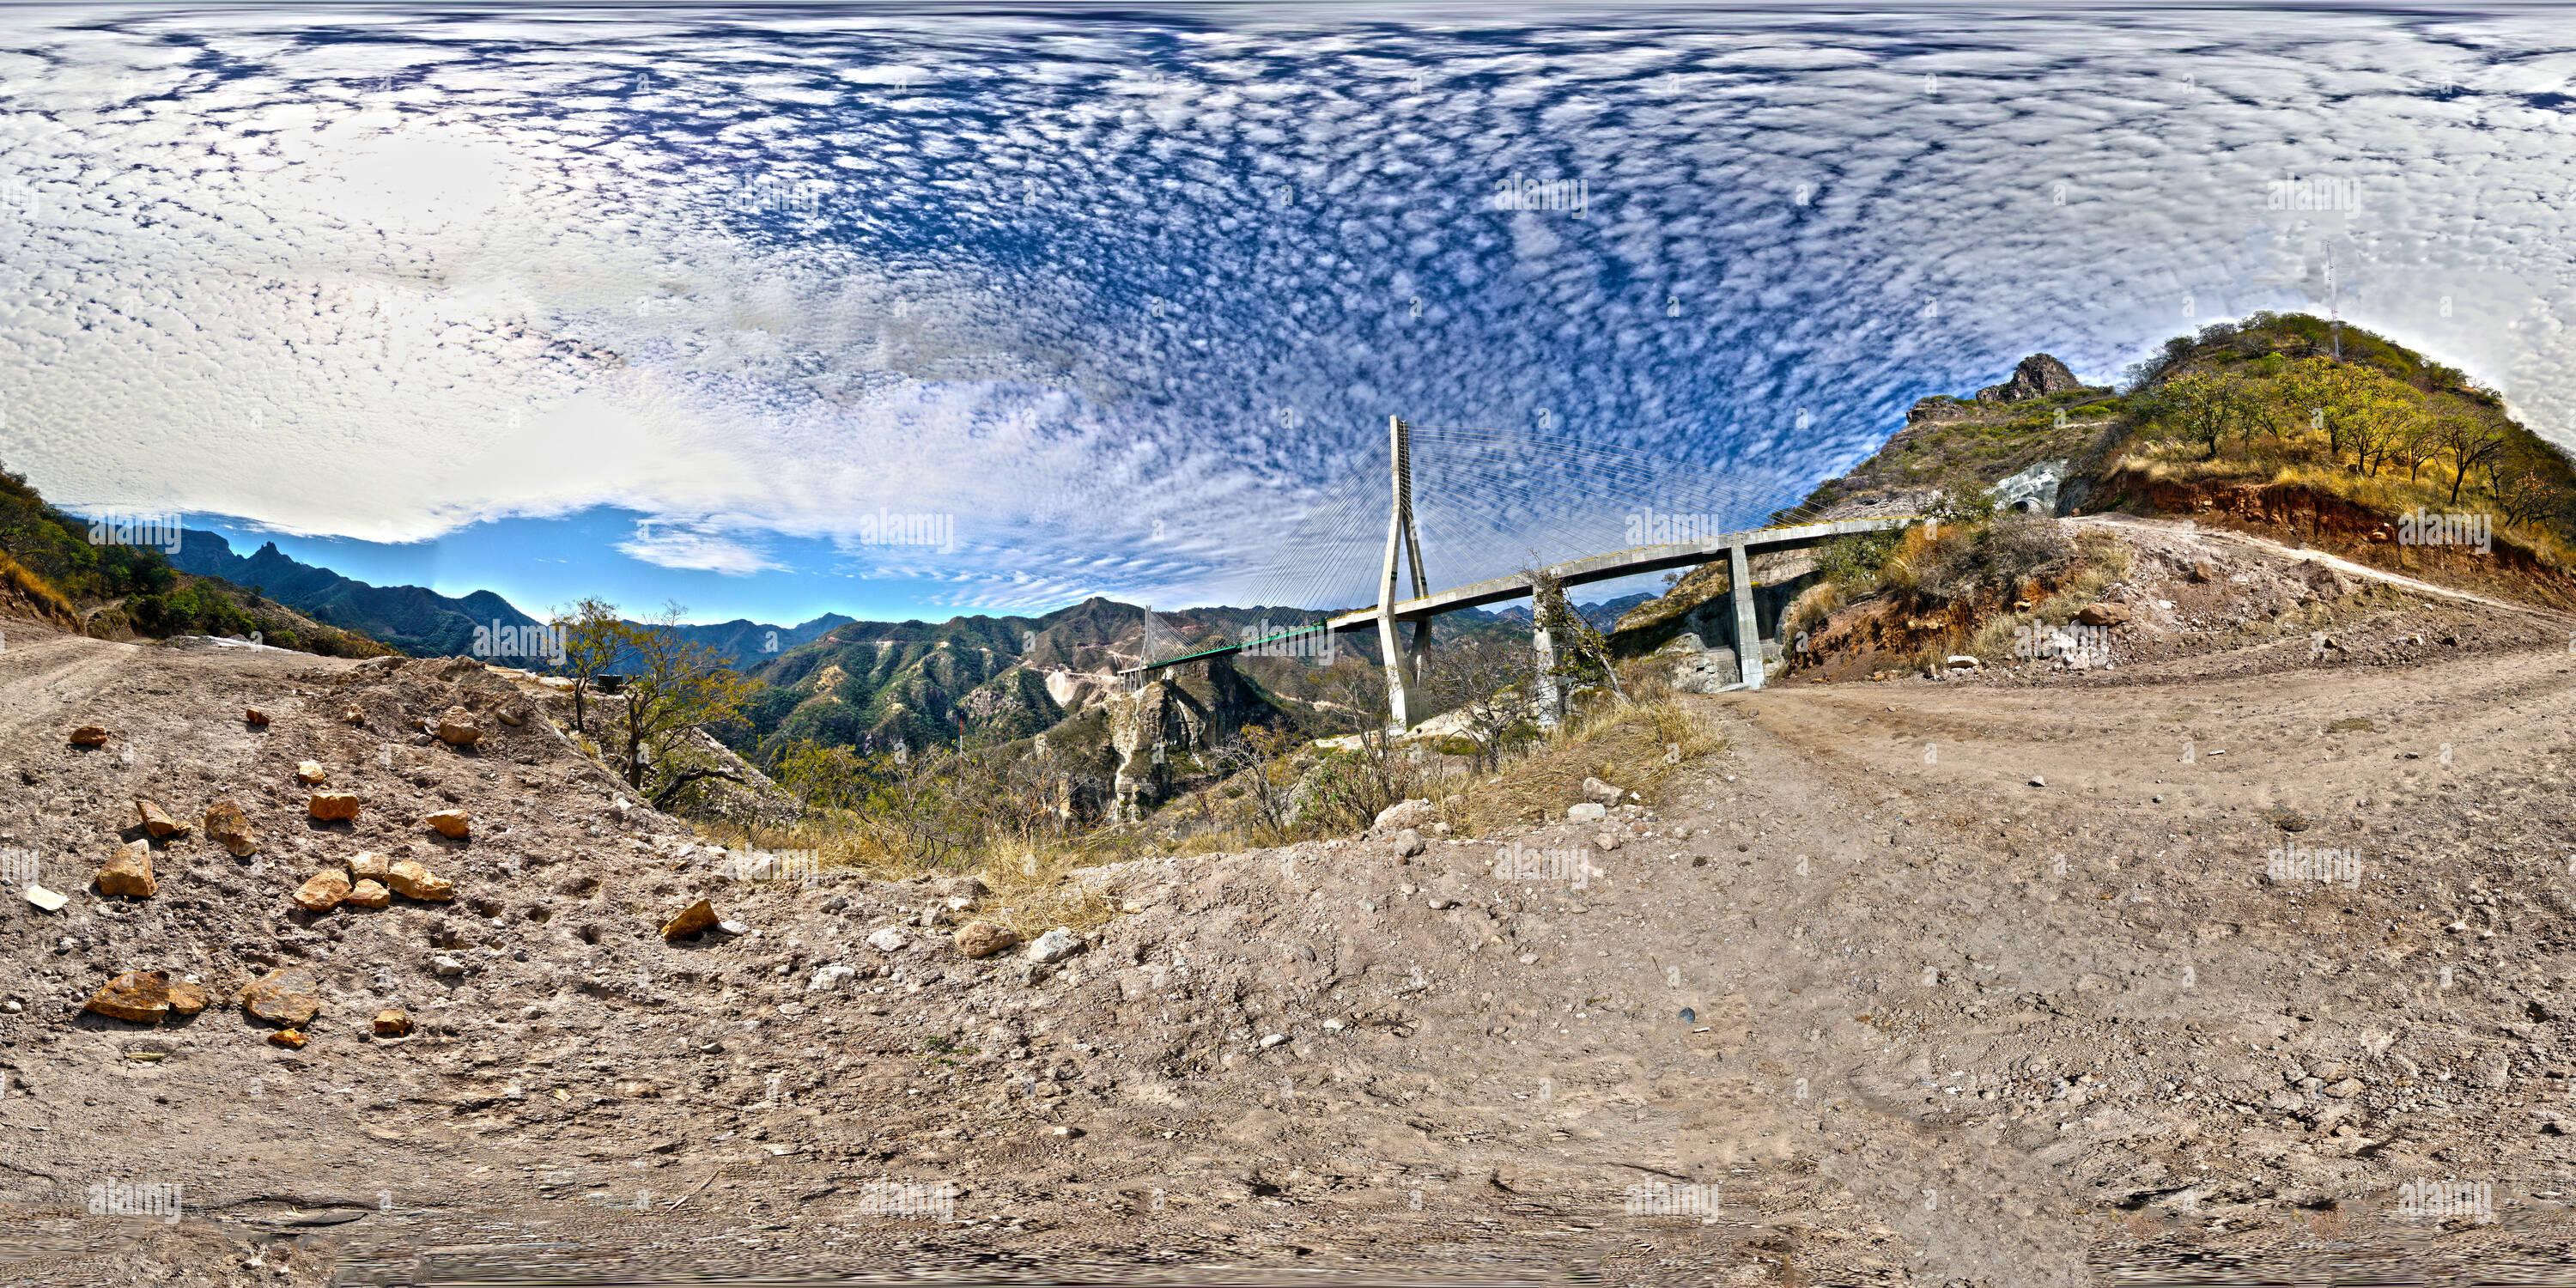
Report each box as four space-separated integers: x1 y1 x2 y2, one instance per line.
1532 627 1562 730
1729 543 1765 690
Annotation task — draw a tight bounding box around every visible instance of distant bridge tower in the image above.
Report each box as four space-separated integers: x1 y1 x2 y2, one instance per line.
1376 415 1432 732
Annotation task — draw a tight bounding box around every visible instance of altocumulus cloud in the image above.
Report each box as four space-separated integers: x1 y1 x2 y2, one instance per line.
3 7 2575 614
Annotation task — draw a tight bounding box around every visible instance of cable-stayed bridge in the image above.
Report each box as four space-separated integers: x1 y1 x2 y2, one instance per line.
1120 416 1924 728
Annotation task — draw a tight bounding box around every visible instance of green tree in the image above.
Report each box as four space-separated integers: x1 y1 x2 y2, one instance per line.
2433 416 2509 506
554 596 627 733
2145 371 2267 461
611 603 761 808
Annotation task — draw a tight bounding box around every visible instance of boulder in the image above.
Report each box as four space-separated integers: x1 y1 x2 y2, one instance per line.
2075 601 2131 627
434 707 482 748
373 1009 411 1037
308 793 361 822
166 979 209 1016
1669 647 1743 695
423 810 471 839
384 860 453 902
295 762 329 786
953 921 1019 959
204 799 257 856
70 726 110 747
660 897 718 939
84 970 172 1023
1372 799 1437 834
240 967 322 1026
96 840 156 898
345 879 392 910
292 869 352 912
1026 927 1084 963
134 798 191 839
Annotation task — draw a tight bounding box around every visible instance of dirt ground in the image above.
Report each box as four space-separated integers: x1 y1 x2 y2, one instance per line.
3 519 2576 1285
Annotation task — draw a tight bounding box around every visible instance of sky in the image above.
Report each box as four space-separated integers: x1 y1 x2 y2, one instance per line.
4 3 2576 624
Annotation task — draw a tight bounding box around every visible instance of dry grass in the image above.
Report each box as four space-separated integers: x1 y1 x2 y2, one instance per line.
1783 580 1842 642
695 811 1130 938
0 550 78 628
2111 451 2576 571
1461 696 1726 833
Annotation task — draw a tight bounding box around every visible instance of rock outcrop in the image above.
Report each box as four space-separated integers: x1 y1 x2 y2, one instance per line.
1976 353 2084 403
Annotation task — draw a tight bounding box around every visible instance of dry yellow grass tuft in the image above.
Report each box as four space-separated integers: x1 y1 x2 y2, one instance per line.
1461 697 1725 833
0 549 78 628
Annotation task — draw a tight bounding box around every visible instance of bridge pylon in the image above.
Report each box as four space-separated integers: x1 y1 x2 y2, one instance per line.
1376 415 1432 732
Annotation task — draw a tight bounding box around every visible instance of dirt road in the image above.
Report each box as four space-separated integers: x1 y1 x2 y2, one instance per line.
3 619 2573 1285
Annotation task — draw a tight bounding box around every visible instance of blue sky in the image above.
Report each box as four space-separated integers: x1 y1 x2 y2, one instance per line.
7 5 2575 623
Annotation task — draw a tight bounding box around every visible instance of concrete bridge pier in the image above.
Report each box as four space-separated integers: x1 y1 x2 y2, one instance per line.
1532 626 1562 730
1376 611 1413 733
1729 543 1765 690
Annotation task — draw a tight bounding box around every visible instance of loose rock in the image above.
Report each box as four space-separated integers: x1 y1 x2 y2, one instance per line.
373 1009 411 1037
292 869 352 912
953 921 1019 959
166 980 209 1016
1394 829 1426 858
867 927 910 954
96 839 156 898
135 797 191 839
434 707 482 748
347 852 391 880
345 880 392 909
423 810 470 839
295 762 329 786
385 860 454 902
244 708 270 726
204 799 257 856
240 968 322 1027
267 1030 307 1049
1372 799 1437 833
1026 927 1084 963
84 970 172 1024
70 725 110 747
661 898 718 939
1568 802 1607 822
307 793 361 822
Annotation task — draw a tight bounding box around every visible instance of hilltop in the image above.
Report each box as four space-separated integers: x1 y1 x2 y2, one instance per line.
1613 317 2576 686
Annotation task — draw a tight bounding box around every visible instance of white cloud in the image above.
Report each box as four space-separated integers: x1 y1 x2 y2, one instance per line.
616 520 779 576
1 8 2573 618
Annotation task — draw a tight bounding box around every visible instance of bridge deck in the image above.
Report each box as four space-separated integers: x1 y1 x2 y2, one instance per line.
1118 515 1921 677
